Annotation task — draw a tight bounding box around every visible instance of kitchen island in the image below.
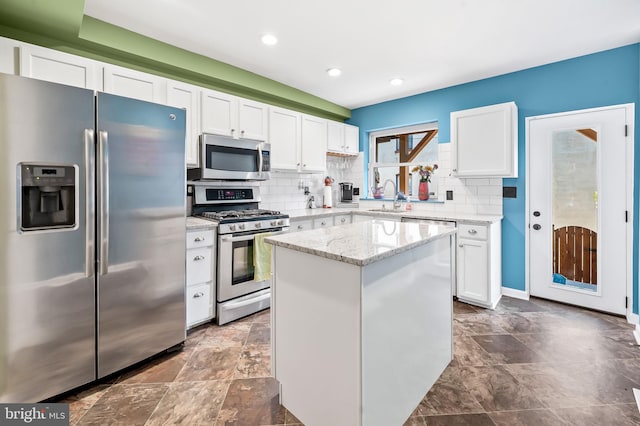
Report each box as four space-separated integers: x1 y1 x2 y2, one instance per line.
265 219 456 426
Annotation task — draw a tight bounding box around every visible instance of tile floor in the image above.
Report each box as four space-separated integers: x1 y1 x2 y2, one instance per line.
55 297 640 425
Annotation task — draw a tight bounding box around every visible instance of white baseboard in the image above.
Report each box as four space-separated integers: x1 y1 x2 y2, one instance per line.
634 324 640 346
629 312 639 325
501 287 529 300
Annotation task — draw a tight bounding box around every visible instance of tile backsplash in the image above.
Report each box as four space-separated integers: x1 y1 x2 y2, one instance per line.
260 145 503 216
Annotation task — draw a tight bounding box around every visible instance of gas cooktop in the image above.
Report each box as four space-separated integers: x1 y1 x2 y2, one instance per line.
198 209 287 223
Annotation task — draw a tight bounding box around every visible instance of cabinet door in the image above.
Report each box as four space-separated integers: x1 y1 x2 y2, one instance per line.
201 89 237 137
167 80 200 167
186 247 213 285
457 238 488 302
344 124 359 154
291 219 313 232
0 36 18 75
186 283 212 327
269 107 300 171
314 217 332 228
333 214 351 226
327 120 345 152
450 101 517 177
301 114 327 172
238 98 268 141
20 44 99 89
103 65 165 103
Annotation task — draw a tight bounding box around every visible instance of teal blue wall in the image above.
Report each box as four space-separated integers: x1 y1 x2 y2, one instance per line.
348 44 640 314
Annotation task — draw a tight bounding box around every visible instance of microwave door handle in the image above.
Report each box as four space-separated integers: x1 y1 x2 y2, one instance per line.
257 143 264 177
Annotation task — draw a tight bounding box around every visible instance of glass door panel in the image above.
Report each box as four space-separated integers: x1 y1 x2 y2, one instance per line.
551 129 598 291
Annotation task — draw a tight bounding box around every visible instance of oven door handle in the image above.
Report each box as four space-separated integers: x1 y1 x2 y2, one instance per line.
224 291 271 309
220 229 287 243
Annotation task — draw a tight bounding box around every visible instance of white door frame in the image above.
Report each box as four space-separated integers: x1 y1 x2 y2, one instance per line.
525 103 635 320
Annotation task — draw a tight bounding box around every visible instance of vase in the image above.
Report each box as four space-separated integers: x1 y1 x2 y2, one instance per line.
418 180 429 200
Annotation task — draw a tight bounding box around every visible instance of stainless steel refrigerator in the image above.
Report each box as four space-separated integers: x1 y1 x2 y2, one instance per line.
0 73 187 402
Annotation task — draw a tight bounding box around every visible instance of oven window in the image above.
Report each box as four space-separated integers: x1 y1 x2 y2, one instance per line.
232 239 255 284
206 145 257 172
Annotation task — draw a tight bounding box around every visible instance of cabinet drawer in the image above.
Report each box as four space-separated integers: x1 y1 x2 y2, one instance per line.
291 219 313 232
458 223 487 240
186 247 213 285
186 229 214 249
314 217 332 228
187 283 212 326
334 214 351 225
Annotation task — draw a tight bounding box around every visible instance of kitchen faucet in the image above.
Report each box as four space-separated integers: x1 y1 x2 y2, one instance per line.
382 179 402 210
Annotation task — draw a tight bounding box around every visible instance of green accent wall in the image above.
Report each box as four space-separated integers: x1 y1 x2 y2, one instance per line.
0 0 350 120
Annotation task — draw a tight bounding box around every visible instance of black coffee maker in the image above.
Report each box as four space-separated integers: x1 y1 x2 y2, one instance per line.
339 182 354 203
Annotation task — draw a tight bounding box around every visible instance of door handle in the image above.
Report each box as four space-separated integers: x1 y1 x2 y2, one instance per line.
84 129 95 278
98 130 109 275
532 224 541 230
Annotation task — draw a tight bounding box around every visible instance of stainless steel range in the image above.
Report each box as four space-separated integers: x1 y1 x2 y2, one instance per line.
189 182 289 325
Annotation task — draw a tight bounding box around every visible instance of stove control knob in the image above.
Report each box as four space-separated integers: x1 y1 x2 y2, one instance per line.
239 224 245 230
270 220 277 226
277 220 284 226
255 223 261 229
229 225 236 231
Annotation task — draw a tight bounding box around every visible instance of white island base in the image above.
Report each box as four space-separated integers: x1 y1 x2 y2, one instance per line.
268 221 454 426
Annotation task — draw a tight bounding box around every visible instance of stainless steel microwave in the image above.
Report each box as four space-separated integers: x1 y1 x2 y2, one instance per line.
187 133 271 181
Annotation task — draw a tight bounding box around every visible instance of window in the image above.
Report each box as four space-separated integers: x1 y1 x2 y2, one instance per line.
368 122 439 198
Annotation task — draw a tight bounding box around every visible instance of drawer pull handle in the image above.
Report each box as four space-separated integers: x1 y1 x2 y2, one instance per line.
193 292 204 298
194 236 205 242
193 255 205 261
321 221 326 225
298 225 303 230
467 229 477 235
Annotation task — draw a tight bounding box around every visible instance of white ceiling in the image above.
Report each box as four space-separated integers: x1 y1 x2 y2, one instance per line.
84 0 640 110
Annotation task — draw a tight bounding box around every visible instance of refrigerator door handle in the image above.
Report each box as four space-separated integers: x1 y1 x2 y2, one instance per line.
85 129 96 278
98 130 109 275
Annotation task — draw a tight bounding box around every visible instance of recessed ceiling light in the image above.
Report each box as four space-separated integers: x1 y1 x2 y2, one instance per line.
390 78 404 86
327 68 342 77
261 34 278 46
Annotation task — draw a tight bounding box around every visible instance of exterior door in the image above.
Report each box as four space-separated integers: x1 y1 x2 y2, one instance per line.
528 105 633 315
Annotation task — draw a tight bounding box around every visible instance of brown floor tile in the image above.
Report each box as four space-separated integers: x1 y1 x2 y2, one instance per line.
234 343 272 379
454 314 508 336
253 308 271 323
453 301 482 315
175 346 242 381
215 377 285 426
488 409 566 425
552 404 640 425
459 365 545 411
145 380 230 425
450 335 494 367
413 367 485 416
61 385 110 425
496 312 558 334
494 297 551 313
423 413 497 425
115 349 191 384
404 415 428 425
471 334 548 364
284 408 303 424
246 322 271 345
76 383 168 425
199 322 252 348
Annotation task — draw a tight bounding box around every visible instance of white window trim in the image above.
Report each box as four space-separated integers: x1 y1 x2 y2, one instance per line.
368 122 438 197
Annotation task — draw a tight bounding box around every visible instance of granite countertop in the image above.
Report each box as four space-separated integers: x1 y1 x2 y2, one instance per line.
287 208 501 224
186 216 217 230
265 219 457 266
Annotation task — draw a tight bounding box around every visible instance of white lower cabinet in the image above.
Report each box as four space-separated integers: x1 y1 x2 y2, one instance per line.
333 214 351 225
314 217 332 228
290 219 313 232
186 229 216 328
456 221 501 308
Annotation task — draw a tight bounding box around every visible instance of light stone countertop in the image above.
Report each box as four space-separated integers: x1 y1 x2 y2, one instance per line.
186 216 217 230
265 219 457 266
286 207 502 224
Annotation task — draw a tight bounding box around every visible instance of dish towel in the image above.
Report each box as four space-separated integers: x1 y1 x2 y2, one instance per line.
253 232 273 282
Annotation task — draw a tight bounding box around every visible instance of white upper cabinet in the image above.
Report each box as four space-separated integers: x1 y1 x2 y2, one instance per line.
201 88 268 141
0 36 18 75
103 64 165 103
327 121 359 155
450 101 517 178
300 114 327 172
19 44 100 90
166 80 200 167
269 106 300 171
238 98 268 141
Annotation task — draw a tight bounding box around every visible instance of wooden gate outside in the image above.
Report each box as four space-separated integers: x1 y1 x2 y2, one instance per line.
553 226 597 285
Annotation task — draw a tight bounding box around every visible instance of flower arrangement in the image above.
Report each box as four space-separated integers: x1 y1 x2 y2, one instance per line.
411 164 438 182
